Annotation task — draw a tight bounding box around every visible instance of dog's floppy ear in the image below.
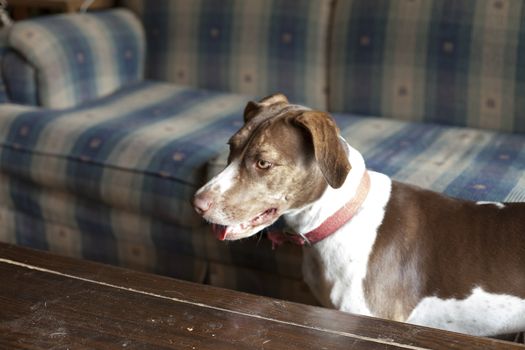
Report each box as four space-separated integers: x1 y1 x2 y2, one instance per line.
294 111 351 189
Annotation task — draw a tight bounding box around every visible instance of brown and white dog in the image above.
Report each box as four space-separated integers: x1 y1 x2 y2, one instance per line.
193 93 525 337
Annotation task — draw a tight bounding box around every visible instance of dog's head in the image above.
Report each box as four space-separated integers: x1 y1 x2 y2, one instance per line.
192 93 351 240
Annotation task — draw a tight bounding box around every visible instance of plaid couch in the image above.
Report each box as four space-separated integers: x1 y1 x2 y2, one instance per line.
1 0 525 305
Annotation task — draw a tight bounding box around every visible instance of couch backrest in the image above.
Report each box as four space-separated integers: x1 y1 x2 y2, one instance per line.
329 0 525 133
122 0 331 110
4 8 145 109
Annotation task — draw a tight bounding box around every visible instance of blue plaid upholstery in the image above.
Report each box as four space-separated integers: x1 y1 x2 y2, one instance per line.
0 82 248 227
2 50 37 105
339 116 525 202
329 0 525 133
6 9 144 108
122 0 330 110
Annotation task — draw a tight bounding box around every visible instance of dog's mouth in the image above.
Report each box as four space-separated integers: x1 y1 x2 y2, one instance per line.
212 208 279 241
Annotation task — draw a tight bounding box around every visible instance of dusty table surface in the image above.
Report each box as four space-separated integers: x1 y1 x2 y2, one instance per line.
0 242 523 349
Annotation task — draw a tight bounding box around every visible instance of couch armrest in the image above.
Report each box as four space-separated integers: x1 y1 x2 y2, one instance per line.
6 8 145 109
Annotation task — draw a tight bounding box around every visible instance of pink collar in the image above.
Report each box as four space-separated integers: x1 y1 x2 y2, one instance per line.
267 171 371 249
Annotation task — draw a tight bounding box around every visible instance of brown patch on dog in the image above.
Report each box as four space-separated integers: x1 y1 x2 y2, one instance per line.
294 111 351 188
364 181 525 321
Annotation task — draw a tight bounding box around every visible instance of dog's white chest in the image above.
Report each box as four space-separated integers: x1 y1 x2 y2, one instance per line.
302 238 372 315
301 172 392 315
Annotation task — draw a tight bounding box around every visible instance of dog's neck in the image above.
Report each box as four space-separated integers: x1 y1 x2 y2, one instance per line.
282 138 367 236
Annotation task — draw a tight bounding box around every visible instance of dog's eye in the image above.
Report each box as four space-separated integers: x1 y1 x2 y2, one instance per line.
256 159 273 170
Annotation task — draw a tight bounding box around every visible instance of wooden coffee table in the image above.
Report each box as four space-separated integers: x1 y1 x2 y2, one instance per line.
0 242 522 349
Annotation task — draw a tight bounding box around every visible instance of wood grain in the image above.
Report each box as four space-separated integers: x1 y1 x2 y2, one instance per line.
0 243 523 349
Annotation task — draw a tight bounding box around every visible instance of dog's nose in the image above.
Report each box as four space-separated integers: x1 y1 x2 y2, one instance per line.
193 193 213 215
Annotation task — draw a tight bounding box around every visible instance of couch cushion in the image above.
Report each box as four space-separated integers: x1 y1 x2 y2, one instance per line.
7 8 145 108
339 116 525 201
0 81 249 228
329 0 525 133
122 0 330 110
0 174 209 283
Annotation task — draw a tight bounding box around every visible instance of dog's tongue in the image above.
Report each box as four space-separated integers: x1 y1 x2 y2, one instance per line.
212 224 228 241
